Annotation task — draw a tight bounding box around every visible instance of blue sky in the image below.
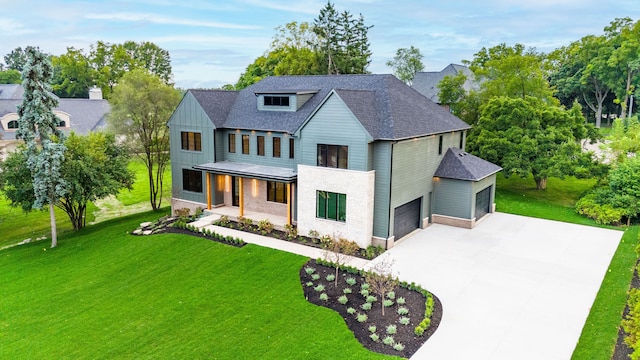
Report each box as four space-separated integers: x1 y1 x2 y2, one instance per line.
1 0 638 89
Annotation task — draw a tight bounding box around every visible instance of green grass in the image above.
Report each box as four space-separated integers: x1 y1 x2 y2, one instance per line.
572 226 639 360
495 174 599 225
0 211 396 360
495 174 638 359
0 159 170 249
116 159 172 206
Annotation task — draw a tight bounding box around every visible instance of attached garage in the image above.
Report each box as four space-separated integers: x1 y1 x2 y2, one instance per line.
475 185 492 220
431 148 502 228
393 197 422 240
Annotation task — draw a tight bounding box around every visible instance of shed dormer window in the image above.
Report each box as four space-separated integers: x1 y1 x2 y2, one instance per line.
264 96 290 107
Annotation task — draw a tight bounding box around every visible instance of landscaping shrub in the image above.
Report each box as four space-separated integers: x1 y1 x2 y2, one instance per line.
257 219 274 235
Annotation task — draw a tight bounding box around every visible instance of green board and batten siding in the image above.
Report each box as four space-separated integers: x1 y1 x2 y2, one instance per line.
167 92 215 204
433 178 473 219
387 132 464 238
222 129 298 170
298 94 372 170
372 141 392 238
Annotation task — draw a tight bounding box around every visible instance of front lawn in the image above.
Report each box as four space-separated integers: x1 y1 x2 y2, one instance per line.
0 211 396 359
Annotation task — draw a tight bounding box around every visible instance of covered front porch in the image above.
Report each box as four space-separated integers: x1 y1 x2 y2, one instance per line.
193 161 297 227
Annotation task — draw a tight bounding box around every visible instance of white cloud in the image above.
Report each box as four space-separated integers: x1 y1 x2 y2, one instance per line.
85 12 263 30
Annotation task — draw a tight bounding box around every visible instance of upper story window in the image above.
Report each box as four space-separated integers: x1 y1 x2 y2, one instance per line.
242 135 250 154
317 144 348 169
257 136 265 156
459 132 464 149
289 138 295 159
7 120 18 129
181 131 201 151
438 135 444 155
228 133 236 153
264 96 290 107
273 137 281 158
58 120 66 127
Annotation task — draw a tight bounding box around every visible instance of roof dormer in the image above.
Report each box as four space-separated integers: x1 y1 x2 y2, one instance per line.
256 90 318 112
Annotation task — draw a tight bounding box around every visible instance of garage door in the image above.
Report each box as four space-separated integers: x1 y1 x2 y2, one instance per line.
475 186 492 220
394 198 421 241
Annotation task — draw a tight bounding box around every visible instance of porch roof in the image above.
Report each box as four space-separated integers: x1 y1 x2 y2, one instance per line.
193 161 297 182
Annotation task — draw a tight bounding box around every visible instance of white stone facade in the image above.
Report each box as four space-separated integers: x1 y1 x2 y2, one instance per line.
297 165 375 248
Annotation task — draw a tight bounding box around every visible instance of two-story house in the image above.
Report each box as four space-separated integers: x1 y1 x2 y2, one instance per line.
168 74 501 248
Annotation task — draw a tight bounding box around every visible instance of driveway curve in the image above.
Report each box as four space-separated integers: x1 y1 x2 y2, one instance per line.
373 212 623 360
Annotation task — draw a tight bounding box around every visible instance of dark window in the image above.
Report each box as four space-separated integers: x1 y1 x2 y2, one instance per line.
58 120 66 127
264 96 290 107
438 135 443 155
316 191 346 222
242 135 250 154
257 136 265 156
317 144 348 169
181 131 202 151
273 137 281 158
182 169 203 193
289 138 295 159
7 120 18 129
459 132 464 149
267 181 286 203
228 133 236 153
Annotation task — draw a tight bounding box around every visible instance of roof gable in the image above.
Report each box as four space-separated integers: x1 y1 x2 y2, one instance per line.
412 64 477 103
222 74 470 139
434 148 502 181
188 89 238 128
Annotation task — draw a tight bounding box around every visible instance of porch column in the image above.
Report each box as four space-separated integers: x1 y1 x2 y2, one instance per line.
206 172 212 210
286 183 291 225
239 177 244 217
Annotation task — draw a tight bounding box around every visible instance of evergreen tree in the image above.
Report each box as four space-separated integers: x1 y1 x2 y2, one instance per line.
16 47 68 248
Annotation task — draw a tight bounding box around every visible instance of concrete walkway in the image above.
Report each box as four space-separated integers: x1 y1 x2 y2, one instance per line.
189 214 370 269
373 212 623 360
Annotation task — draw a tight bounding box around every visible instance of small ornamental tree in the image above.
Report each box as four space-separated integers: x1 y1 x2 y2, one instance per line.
365 254 398 316
15 47 67 248
322 235 360 287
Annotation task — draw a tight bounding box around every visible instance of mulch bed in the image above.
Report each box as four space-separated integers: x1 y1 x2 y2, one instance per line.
300 260 442 358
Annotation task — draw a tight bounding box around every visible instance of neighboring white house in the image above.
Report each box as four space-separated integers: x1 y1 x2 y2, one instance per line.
0 85 110 156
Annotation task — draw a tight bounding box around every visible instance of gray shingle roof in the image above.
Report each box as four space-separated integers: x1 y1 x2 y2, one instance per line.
0 84 24 99
434 147 502 181
189 90 238 128
412 64 477 103
190 74 470 140
0 98 110 140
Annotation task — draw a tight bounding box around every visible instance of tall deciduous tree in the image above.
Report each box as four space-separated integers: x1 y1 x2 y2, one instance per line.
51 47 94 98
89 41 173 98
4 47 30 72
108 69 181 210
16 47 68 248
386 46 425 85
467 96 596 190
605 17 640 117
0 132 135 230
467 43 556 103
0 69 21 84
550 35 613 127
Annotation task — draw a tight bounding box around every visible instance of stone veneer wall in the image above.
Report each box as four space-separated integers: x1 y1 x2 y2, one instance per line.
297 165 375 248
171 198 207 215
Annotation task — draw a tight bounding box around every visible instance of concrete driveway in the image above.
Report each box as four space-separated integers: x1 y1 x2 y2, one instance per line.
373 212 623 360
